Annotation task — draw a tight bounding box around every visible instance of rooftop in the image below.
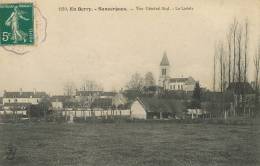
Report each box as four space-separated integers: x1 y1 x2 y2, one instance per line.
76 90 103 96
160 52 170 66
169 77 195 84
226 82 255 94
137 97 185 114
50 95 73 102
91 98 112 109
3 91 48 98
101 92 117 97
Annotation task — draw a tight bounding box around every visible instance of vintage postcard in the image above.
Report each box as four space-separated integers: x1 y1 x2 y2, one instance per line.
0 0 259 166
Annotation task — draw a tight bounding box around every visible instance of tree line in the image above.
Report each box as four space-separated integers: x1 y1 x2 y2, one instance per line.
213 18 260 92
126 72 156 91
213 18 260 116
63 79 104 96
214 18 247 91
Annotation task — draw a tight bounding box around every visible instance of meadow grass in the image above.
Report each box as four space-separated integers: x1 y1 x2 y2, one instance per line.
0 121 259 166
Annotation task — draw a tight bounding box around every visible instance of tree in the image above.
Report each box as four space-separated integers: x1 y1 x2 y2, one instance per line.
214 41 228 92
214 41 227 114
222 57 227 92
217 41 225 92
254 43 260 91
81 80 103 91
27 98 51 119
63 81 76 96
191 82 201 109
213 43 217 91
244 19 249 83
126 72 144 91
224 18 250 85
236 25 243 83
227 26 232 86
232 18 238 83
144 72 156 87
254 42 260 113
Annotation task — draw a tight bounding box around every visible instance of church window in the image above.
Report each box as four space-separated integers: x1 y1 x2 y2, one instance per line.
162 69 166 76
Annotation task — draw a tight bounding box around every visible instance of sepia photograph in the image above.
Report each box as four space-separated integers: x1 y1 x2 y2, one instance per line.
0 0 259 165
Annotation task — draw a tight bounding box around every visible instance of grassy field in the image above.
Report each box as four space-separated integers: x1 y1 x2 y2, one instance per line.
0 121 259 166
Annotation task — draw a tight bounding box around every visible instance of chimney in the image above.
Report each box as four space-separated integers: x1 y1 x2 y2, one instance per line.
33 88 36 95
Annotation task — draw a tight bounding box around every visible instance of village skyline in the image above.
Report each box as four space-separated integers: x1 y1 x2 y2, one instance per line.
0 46 258 96
0 0 259 95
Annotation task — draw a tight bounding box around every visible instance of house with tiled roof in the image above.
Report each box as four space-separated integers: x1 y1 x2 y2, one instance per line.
226 82 255 95
226 82 255 111
2 89 48 111
76 90 103 97
168 77 196 91
158 52 196 92
75 90 119 108
100 92 117 98
130 97 185 119
91 98 112 110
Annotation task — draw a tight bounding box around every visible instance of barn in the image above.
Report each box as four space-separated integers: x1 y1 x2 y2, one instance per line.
130 97 185 120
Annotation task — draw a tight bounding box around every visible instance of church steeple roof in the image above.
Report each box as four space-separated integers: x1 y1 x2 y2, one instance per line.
160 52 170 66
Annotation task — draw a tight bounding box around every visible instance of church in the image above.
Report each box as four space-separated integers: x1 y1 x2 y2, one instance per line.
158 52 196 92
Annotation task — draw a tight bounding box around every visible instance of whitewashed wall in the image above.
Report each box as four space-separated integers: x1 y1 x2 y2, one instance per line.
3 98 41 105
0 110 27 115
62 109 130 118
130 101 146 119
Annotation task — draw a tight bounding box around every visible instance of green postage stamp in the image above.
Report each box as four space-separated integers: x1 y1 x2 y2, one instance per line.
0 3 34 45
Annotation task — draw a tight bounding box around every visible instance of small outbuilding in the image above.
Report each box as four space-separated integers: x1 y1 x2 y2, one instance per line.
130 97 185 120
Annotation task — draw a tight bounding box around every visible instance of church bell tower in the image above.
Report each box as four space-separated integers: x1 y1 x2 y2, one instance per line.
159 52 170 88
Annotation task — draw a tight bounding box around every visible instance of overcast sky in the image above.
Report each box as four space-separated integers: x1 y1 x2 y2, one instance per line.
0 0 259 95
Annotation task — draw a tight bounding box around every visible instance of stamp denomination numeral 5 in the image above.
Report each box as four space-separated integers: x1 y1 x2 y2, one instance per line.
2 32 10 42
